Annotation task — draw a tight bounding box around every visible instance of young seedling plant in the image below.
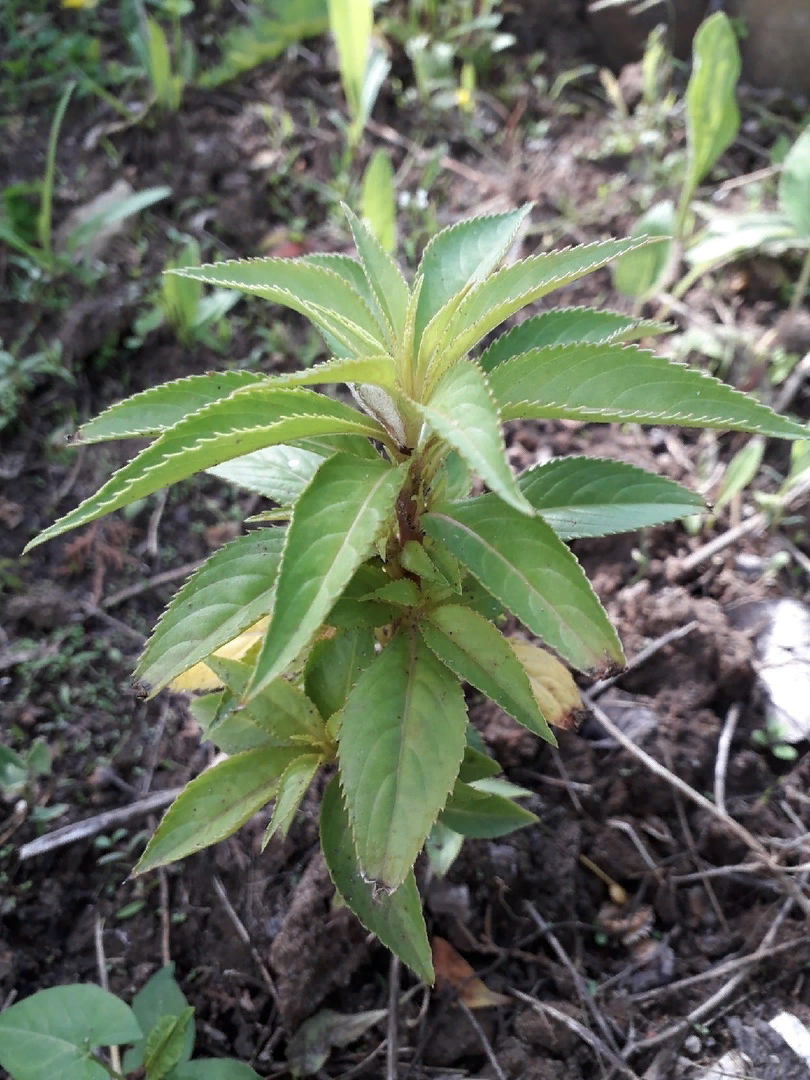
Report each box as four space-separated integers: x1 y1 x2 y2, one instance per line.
26 203 808 983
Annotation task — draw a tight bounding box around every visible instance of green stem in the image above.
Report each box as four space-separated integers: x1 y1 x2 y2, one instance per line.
790 247 810 313
38 80 76 263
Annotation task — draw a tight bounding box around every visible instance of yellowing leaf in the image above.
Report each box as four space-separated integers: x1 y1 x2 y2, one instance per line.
169 618 268 691
431 937 510 1008
508 639 581 729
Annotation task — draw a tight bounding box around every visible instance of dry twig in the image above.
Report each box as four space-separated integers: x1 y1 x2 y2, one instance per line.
714 703 740 816
211 875 278 1005
94 915 122 1075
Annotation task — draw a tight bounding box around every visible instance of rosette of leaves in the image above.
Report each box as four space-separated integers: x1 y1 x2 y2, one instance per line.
26 204 808 982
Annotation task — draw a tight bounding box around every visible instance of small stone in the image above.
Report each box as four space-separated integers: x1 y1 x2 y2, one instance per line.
684 1034 702 1055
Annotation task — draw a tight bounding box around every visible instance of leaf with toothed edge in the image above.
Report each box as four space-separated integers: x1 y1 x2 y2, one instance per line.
488 343 810 438
263 752 322 847
206 443 326 504
320 777 433 983
423 500 624 674
338 626 467 889
344 205 410 340
24 388 387 551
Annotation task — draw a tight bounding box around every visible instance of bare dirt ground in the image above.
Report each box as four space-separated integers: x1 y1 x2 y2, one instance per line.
2 5 810 1078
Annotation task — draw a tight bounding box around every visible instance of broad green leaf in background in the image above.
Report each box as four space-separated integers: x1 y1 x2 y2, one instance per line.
123 965 193 1075
248 454 405 699
263 752 322 846
420 604 555 741
338 627 467 888
361 148 396 254
478 307 667 373
144 1008 195 1080
171 1061 262 1080
135 746 303 874
489 343 810 438
414 206 531 351
320 777 433 982
423 500 624 673
779 125 810 238
0 985 142 1080
612 201 676 300
682 12 740 212
345 205 409 339
425 821 465 878
327 0 372 138
685 210 800 269
76 371 268 443
517 456 704 538
414 359 533 515
25 389 387 551
304 627 377 720
207 443 325 504
439 779 537 838
714 435 765 513
136 529 284 694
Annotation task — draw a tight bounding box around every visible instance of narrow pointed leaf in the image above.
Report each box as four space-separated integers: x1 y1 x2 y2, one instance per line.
207 443 325 503
338 627 467 888
458 744 502 783
273 354 398 391
685 12 741 193
248 454 405 699
136 529 284 694
135 746 302 874
420 604 555 742
26 389 387 551
0 986 141 1080
489 343 809 438
144 1008 195 1080
190 692 275 755
345 205 410 338
437 237 653 372
320 777 433 983
415 360 533 515
423 501 624 673
169 257 386 349
123 965 193 1076
263 752 322 846
305 627 377 720
414 206 531 348
517 456 704 538
76 371 267 443
779 124 810 238
478 308 667 373
439 780 537 837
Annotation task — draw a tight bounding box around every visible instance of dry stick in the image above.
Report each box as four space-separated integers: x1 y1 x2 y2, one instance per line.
456 999 507 1080
158 866 171 968
509 991 639 1080
586 699 810 919
211 875 278 1005
143 488 167 558
524 903 625 1065
387 954 400 1080
18 787 182 860
94 915 122 1076
101 560 205 610
586 622 699 701
714 703 740 817
140 697 171 798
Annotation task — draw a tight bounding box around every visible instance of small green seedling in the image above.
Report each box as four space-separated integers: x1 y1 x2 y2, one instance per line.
129 10 194 112
328 0 389 153
0 963 260 1080
752 715 799 762
27 203 808 981
160 239 241 347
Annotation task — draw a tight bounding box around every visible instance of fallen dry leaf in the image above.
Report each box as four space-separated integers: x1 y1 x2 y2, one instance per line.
432 936 510 1008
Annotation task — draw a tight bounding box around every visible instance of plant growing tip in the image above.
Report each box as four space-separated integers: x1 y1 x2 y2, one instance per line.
27 200 807 980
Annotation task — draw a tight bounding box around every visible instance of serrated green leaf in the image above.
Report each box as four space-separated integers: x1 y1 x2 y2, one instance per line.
489 343 809 438
345 205 409 339
135 746 302 874
304 628 377 720
190 692 274 754
263 752 321 847
399 539 451 585
273 354 398 391
438 779 537 838
414 206 531 351
612 201 676 300
320 777 433 983
206 654 326 745
170 1060 262 1080
779 125 810 238
421 604 554 742
76 371 267 443
684 12 741 195
361 149 397 255
27 389 387 551
248 454 405 699
478 308 667 373
458 744 501 783
338 626 467 888
144 1008 194 1080
168 257 386 352
207 443 325 503
367 576 421 607
0 985 142 1080
326 563 399 628
136 529 283 695
423 501 624 673
123 965 193 1076
517 456 704 538
414 359 533 515
433 237 652 378
715 435 765 512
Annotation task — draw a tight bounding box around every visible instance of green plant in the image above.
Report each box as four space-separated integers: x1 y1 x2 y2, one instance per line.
129 2 194 112
0 338 70 431
26 204 808 981
327 0 389 154
159 239 241 347
0 963 260 1080
752 715 798 762
0 738 67 825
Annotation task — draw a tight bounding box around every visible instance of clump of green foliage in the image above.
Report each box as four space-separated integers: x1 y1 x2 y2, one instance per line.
27 204 807 980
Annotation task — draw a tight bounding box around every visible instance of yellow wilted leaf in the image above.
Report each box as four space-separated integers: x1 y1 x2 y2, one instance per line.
169 617 269 692
508 638 581 730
